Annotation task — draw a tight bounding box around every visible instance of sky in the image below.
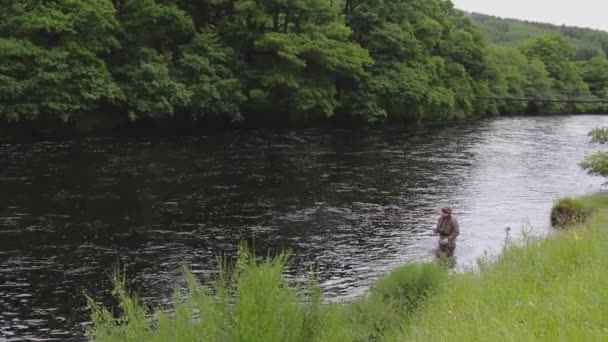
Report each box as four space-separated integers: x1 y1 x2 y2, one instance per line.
451 0 608 31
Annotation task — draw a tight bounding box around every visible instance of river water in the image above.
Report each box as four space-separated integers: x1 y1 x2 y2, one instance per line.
0 116 606 340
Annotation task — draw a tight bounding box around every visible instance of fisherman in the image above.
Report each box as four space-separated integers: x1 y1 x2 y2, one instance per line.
434 207 459 256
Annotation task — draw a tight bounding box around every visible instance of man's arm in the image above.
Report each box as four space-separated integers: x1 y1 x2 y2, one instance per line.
433 219 440 235
449 219 459 242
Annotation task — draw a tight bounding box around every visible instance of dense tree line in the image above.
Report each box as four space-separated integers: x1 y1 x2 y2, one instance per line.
1 0 608 131
469 12 608 61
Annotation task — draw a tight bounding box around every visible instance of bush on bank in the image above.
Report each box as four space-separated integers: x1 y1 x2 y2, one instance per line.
551 193 608 228
551 197 593 228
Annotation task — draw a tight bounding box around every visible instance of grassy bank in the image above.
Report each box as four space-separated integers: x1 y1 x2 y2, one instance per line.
398 193 608 340
88 194 608 341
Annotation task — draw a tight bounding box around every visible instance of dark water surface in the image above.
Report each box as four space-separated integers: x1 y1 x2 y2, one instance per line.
1 116 607 340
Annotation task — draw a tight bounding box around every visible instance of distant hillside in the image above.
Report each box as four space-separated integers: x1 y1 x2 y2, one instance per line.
468 12 608 60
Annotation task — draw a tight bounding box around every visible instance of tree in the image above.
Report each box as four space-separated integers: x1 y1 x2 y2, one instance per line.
521 35 588 95
215 0 372 123
117 48 190 120
178 32 245 122
0 0 121 122
343 0 490 122
1 0 606 129
469 12 608 60
482 45 554 114
581 128 608 180
578 57 608 95
111 0 195 119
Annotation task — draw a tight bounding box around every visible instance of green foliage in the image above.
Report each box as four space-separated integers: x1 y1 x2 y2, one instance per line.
119 49 190 119
0 0 120 122
550 197 594 228
179 32 245 121
471 12 608 114
228 0 372 120
88 246 329 342
341 263 446 341
2 1 608 128
370 263 446 312
469 12 608 60
581 152 608 178
589 127 608 144
581 128 608 180
119 0 195 52
483 46 544 113
521 35 589 94
343 0 487 122
578 57 608 94
0 0 120 52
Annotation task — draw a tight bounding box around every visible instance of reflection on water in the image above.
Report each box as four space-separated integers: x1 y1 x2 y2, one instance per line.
1 116 606 339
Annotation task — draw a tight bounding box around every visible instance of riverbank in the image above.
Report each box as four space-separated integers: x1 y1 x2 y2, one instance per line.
398 193 608 340
87 193 608 341
4 112 608 143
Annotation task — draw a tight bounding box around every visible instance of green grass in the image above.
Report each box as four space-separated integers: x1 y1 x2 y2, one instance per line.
88 193 608 341
560 192 608 210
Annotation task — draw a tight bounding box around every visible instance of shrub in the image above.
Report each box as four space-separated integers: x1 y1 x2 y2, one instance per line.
550 197 593 228
369 263 446 313
338 262 447 341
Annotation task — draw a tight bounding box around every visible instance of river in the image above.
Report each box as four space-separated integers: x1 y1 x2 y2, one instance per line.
0 115 606 340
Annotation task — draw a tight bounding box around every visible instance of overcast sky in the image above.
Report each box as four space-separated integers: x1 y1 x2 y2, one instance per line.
451 0 608 31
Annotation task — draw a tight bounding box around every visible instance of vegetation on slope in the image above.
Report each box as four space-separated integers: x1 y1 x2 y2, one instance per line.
468 12 608 60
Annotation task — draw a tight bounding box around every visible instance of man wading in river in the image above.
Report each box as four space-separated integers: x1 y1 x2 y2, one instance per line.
434 208 459 256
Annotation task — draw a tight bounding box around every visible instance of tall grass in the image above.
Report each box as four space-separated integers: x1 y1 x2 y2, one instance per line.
87 245 446 341
339 263 447 340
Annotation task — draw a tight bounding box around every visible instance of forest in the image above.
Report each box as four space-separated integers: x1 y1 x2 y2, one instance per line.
1 0 608 131
469 12 608 60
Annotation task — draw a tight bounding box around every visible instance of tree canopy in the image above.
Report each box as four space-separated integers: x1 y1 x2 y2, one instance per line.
1 0 608 130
